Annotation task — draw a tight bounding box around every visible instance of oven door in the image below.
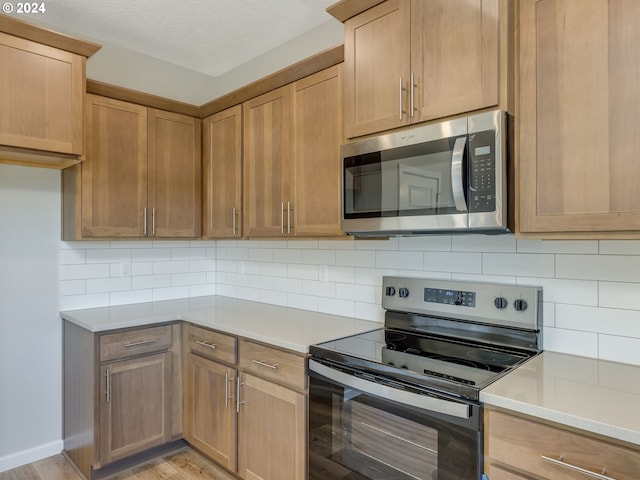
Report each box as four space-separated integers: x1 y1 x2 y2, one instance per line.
309 359 482 480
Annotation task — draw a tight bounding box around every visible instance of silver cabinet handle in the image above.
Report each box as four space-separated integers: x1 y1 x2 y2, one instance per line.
152 207 156 236
410 73 415 118
252 359 279 370
287 201 291 235
399 77 404 120
541 455 617 480
281 202 285 235
451 136 468 212
232 207 237 236
236 376 245 413
124 338 157 348
105 368 111 403
225 371 232 408
143 207 148 237
195 340 217 350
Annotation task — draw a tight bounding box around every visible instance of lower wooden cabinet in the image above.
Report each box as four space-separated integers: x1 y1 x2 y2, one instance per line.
63 321 182 479
99 352 172 464
183 325 307 480
484 408 640 480
237 372 306 480
183 352 237 470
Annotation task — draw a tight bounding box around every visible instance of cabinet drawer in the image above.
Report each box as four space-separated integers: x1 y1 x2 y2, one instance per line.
99 325 172 362
186 324 236 364
239 340 306 390
486 409 640 480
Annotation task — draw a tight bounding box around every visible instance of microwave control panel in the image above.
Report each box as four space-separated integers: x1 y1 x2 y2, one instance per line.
468 130 496 213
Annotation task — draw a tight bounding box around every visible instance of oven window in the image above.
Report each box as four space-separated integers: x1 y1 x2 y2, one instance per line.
343 137 466 219
309 374 480 480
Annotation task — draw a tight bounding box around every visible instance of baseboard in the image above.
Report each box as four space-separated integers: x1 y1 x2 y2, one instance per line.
0 439 63 473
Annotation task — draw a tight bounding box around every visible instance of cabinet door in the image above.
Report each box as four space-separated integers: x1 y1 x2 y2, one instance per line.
237 373 306 480
243 86 291 237
100 352 172 465
0 32 83 155
344 0 411 137
519 0 640 234
203 105 243 238
184 353 236 471
291 65 344 237
82 95 148 237
411 0 499 122
148 109 202 238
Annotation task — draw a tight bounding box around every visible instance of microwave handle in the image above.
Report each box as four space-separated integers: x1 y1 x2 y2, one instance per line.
451 136 468 212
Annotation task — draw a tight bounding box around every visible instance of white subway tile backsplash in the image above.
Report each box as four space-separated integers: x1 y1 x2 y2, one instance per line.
153 286 190 302
132 248 172 262
319 298 355 317
153 261 190 275
287 293 319 311
86 249 131 263
61 264 110 280
424 252 482 274
60 249 86 265
303 249 336 265
132 274 172 290
519 278 598 306
398 236 451 251
557 255 640 282
543 327 598 357
355 268 398 286
599 335 640 366
336 250 375 268
60 280 85 296
376 250 424 270
274 248 303 264
599 282 640 310
556 304 640 337
599 240 640 255
60 234 640 365
483 253 554 278
452 234 516 253
517 239 599 254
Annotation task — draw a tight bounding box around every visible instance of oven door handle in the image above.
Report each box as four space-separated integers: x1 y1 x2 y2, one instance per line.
309 359 471 420
451 136 468 212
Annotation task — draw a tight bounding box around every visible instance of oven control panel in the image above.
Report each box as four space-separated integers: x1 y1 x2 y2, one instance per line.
382 276 542 331
424 288 476 307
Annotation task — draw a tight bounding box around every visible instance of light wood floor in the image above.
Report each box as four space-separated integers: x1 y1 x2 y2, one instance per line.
0 448 237 480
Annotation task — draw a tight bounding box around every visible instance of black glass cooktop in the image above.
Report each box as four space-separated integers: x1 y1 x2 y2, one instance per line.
310 327 532 400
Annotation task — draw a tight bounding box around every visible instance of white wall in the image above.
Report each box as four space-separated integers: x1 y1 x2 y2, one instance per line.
0 165 62 471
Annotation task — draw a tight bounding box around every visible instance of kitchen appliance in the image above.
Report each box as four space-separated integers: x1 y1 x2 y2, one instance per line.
341 109 508 236
308 276 542 480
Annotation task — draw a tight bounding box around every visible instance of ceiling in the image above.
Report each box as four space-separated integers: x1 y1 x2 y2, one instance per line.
14 0 337 78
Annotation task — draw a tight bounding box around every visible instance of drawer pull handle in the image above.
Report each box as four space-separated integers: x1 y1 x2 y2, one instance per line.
196 340 217 350
541 455 617 480
124 338 157 348
252 359 279 370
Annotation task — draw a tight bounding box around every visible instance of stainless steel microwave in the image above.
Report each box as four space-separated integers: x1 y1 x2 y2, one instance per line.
341 110 508 236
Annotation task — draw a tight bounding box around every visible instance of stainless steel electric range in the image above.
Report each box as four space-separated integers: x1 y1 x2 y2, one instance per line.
308 276 542 480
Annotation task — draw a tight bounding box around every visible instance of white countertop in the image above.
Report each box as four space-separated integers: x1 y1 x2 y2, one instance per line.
481 351 640 447
60 295 381 353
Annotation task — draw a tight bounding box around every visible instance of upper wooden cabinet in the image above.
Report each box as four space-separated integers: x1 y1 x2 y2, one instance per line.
518 0 640 236
0 16 100 168
203 105 243 238
343 0 503 138
63 94 201 239
243 65 344 238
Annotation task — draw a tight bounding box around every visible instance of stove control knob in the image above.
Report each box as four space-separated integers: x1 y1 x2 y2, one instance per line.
398 288 410 298
494 297 508 310
385 286 396 296
514 299 528 312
